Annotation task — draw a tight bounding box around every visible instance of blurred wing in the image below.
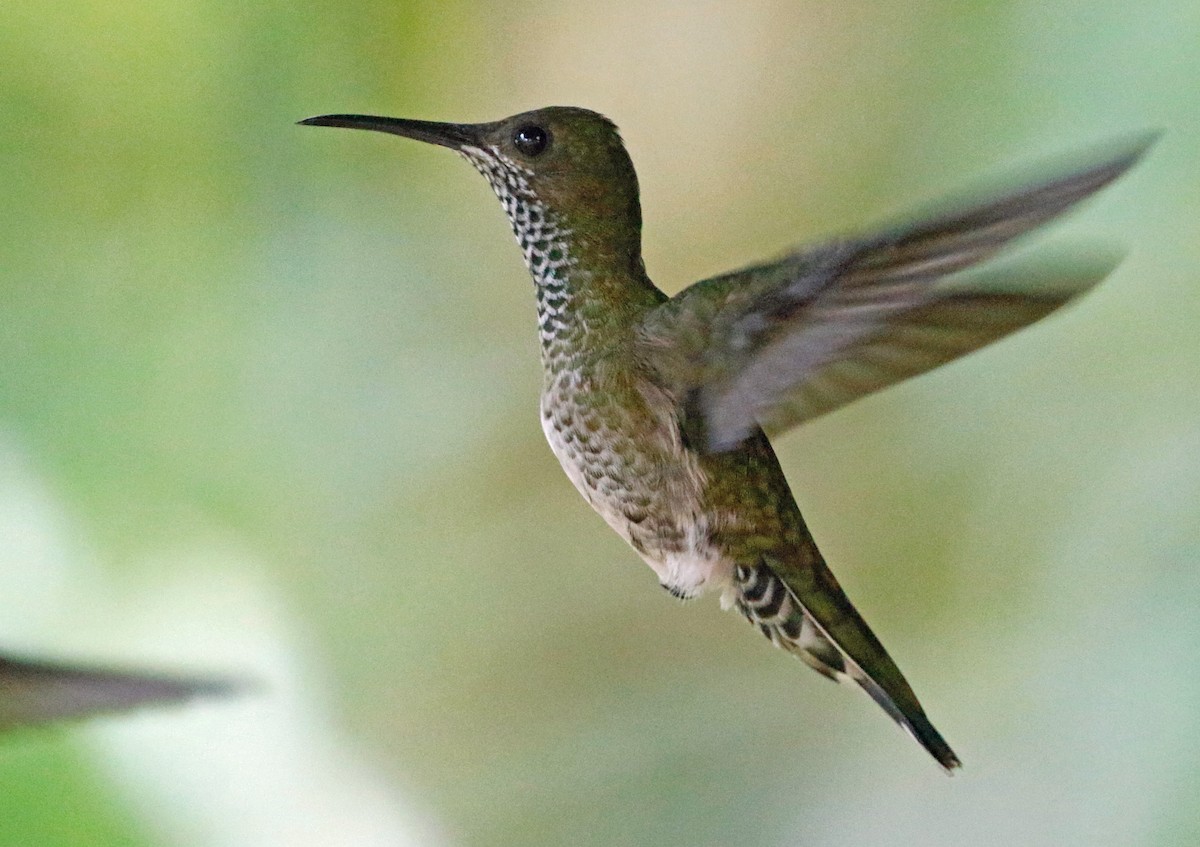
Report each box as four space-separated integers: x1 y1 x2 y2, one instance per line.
0 654 239 731
721 254 1120 441
637 135 1154 451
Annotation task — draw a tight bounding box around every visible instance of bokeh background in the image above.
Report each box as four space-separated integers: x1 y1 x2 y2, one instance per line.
2 2 1198 845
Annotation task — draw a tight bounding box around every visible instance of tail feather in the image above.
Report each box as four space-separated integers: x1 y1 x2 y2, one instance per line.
731 562 960 772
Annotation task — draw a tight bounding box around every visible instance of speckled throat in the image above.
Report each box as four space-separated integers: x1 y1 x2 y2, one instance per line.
455 146 718 600
458 145 580 362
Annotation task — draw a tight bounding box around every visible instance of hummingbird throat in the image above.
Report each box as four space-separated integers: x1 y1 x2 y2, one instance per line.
458 145 578 353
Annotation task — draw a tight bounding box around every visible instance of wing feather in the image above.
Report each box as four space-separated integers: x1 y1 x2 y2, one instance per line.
0 654 238 731
637 135 1155 450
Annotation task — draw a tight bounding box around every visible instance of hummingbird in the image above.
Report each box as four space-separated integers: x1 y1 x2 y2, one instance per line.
0 652 236 732
300 106 1152 771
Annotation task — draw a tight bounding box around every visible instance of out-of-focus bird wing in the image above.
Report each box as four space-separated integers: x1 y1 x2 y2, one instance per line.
0 654 238 731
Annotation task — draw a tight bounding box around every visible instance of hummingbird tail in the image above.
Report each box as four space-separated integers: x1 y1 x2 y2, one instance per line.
730 562 961 772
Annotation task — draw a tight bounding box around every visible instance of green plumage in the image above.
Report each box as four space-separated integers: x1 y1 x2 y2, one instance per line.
302 107 1154 771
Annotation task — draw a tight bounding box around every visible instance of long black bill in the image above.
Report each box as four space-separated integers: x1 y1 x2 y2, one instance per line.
298 114 480 149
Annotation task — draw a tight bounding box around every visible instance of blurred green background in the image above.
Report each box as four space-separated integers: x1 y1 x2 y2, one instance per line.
2 2 1198 845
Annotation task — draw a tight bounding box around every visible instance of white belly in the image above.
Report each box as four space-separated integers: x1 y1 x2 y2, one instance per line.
539 398 733 599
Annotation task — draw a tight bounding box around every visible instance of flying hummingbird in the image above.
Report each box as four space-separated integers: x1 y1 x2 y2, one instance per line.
0 652 236 731
300 106 1152 770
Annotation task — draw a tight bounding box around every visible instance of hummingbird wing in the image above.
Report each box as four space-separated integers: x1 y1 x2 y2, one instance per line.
0 654 238 731
636 136 1154 451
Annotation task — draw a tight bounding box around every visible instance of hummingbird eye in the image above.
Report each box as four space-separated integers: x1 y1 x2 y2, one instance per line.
513 125 550 157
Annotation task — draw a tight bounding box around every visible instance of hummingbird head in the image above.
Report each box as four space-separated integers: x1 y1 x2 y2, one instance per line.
300 107 645 283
